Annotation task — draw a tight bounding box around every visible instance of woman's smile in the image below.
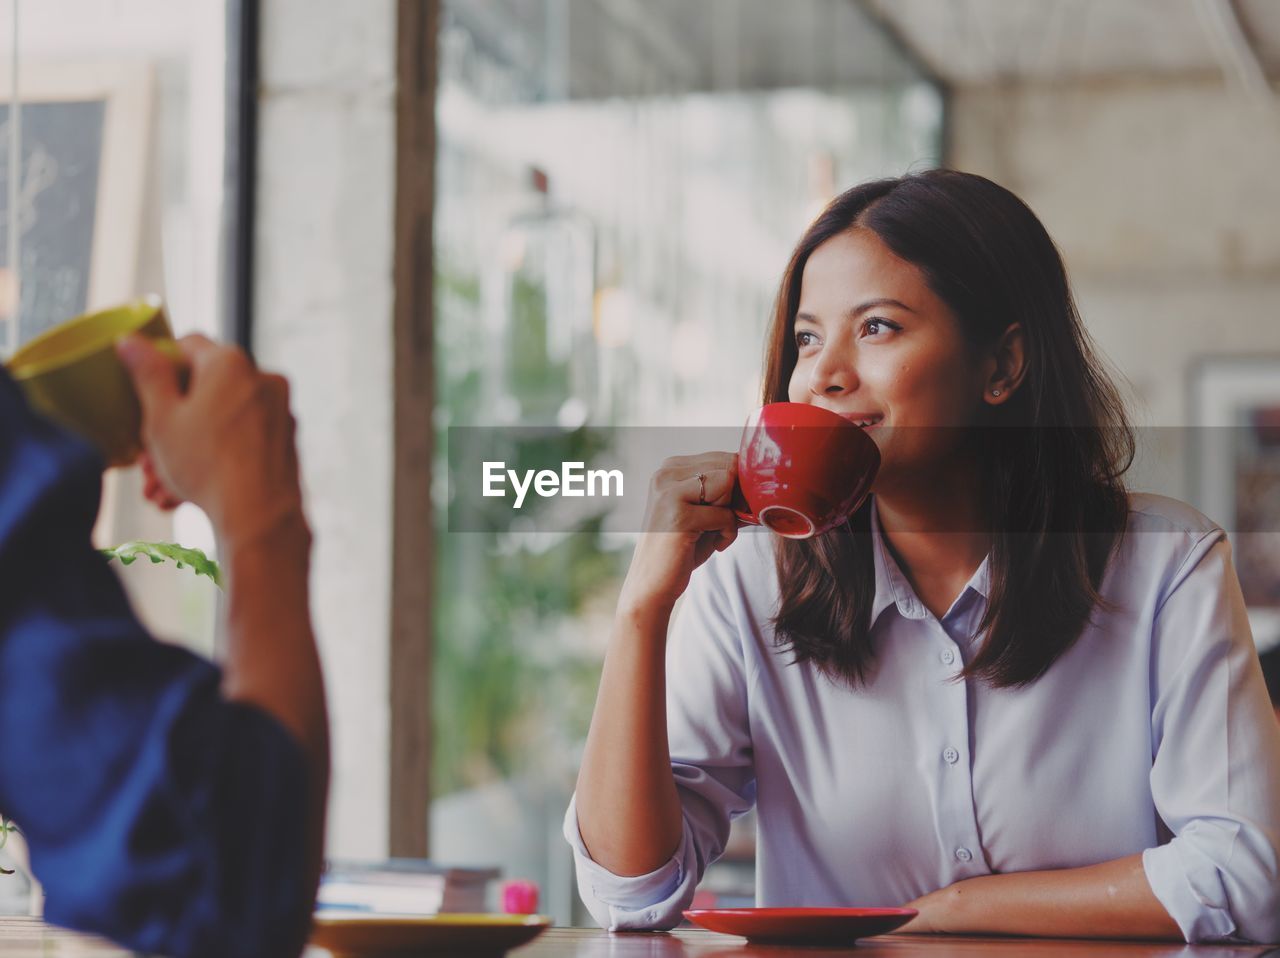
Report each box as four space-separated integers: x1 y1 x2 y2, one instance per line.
834 411 883 430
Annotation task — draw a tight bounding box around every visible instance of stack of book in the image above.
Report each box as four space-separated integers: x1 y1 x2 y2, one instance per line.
317 859 501 915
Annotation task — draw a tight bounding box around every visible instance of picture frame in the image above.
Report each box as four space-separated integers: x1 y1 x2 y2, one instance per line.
1189 356 1280 651
1 60 153 349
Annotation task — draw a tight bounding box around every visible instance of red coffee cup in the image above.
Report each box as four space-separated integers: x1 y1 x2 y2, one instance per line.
732 402 880 538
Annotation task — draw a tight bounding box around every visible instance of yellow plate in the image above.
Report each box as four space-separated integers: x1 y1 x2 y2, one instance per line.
310 913 551 956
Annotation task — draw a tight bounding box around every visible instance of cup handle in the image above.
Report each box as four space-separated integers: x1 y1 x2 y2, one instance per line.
731 482 760 527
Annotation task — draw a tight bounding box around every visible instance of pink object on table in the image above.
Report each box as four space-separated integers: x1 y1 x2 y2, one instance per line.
501 879 540 914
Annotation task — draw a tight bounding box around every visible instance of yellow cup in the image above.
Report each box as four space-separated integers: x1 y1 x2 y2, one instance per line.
6 297 177 467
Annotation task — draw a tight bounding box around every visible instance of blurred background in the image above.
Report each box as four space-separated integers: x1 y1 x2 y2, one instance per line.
3 0 1279 924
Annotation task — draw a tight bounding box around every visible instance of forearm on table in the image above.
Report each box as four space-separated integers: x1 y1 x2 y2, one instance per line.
575 600 684 877
909 852 1182 940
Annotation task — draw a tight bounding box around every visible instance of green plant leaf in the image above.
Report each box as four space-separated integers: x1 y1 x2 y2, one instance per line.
101 541 222 588
0 816 14 873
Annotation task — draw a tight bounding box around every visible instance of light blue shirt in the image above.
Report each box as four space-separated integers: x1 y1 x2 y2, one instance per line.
564 494 1280 943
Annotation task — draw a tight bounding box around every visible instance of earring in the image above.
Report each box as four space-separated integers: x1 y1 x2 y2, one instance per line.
991 389 1002 397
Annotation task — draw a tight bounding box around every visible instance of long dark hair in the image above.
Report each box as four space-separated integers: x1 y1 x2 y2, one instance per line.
762 170 1134 688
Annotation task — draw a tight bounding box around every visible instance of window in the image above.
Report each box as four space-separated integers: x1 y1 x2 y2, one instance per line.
1 0 242 664
431 0 942 923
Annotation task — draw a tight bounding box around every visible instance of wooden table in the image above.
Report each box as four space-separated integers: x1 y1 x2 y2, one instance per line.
508 928 1276 958
0 919 1274 957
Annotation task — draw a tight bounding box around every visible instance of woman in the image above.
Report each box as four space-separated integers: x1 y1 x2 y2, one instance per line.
565 170 1280 943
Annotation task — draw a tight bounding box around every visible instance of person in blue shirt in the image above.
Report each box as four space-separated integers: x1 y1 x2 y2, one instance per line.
0 332 327 958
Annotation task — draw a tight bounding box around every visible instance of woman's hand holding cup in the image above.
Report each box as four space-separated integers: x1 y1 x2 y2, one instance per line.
618 452 740 617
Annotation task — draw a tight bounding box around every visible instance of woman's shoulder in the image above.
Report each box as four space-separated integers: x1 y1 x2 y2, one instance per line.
1124 492 1223 539
690 528 779 612
675 531 780 655
1111 492 1227 596
708 527 778 584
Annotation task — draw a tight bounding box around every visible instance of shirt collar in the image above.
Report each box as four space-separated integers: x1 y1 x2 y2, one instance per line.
868 496 991 626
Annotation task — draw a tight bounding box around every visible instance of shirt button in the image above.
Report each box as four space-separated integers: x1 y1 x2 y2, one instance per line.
940 649 955 665
955 847 973 863
943 746 959 765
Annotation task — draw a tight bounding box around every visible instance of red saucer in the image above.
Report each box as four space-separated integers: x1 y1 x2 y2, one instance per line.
683 907 917 945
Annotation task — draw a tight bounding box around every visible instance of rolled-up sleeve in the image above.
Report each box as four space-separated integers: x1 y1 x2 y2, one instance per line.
0 374 313 958
562 793 692 930
566 550 757 929
1143 531 1280 944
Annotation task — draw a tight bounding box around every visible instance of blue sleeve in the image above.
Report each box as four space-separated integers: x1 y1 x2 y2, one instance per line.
0 370 313 958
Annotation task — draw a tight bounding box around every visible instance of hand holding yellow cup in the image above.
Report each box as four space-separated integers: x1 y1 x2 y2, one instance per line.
5 297 180 467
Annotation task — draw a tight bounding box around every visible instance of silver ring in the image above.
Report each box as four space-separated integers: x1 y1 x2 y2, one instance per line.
695 473 708 505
